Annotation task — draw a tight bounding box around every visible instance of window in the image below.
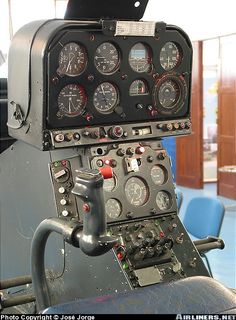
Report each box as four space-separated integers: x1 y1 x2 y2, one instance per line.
0 0 68 78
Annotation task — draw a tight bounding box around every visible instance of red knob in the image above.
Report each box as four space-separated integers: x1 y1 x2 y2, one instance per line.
99 166 113 179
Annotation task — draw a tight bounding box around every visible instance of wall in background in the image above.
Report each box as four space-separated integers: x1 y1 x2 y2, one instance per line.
144 0 236 41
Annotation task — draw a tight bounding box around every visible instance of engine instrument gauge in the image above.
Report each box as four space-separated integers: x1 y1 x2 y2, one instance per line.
129 80 148 96
58 42 87 76
129 43 152 73
158 79 181 109
57 84 87 118
156 191 172 211
153 75 187 114
160 42 181 71
125 177 149 207
94 42 120 74
151 165 167 185
105 198 122 219
93 82 119 114
103 175 117 192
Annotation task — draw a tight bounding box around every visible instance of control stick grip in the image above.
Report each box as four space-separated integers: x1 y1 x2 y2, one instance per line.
72 168 118 256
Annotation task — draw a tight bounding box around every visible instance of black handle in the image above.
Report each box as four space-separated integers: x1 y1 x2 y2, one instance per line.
72 168 118 256
193 237 225 254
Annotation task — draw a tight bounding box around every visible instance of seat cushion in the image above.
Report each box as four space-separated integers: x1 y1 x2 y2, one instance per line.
43 276 236 314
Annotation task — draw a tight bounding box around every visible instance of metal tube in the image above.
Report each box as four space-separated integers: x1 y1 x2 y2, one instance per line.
0 275 32 290
30 218 81 311
1 294 36 308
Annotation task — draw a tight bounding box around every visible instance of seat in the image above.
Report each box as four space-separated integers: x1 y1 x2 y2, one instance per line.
183 196 225 276
175 187 183 211
43 276 236 314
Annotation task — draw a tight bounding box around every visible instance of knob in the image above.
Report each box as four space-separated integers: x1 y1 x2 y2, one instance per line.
108 126 124 139
168 223 177 232
173 123 180 130
61 210 69 217
147 156 154 163
155 245 163 256
189 258 197 268
134 248 146 261
82 130 90 137
176 233 184 244
136 146 145 155
60 199 67 206
117 148 126 157
73 132 80 141
126 147 135 156
185 121 191 129
146 247 155 258
58 187 66 194
54 134 64 143
157 152 166 160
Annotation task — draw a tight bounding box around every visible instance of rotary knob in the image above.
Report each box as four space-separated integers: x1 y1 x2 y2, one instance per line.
108 126 124 139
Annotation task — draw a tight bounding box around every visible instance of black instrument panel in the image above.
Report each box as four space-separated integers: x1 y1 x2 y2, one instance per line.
89 142 177 223
47 26 192 130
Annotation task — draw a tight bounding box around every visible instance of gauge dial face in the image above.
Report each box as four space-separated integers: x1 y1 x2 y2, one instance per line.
58 42 87 76
57 84 87 118
158 79 181 109
105 199 122 219
156 191 172 211
129 80 149 96
160 42 181 71
94 42 120 74
125 177 149 207
151 165 167 185
103 175 117 192
93 82 119 114
129 43 152 73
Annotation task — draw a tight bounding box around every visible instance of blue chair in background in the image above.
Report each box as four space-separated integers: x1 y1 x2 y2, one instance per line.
183 196 225 277
175 188 183 212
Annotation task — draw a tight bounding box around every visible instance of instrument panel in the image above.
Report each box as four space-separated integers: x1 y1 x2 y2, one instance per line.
8 20 192 150
49 141 177 222
88 141 177 223
48 31 191 129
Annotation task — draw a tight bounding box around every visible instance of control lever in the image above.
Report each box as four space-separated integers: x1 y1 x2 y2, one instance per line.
193 237 225 254
72 167 118 256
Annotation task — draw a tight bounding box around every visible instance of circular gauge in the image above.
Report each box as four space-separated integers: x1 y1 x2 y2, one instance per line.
93 82 119 114
151 165 167 185
160 42 181 71
129 43 152 73
57 84 87 118
156 191 172 211
105 199 122 219
58 42 87 76
103 175 117 192
94 42 120 74
153 75 187 114
129 80 149 96
125 177 149 207
158 79 181 109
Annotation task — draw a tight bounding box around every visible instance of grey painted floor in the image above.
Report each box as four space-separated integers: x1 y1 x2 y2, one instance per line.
177 183 236 289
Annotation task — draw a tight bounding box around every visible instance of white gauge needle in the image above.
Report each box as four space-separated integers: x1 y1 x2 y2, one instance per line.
70 99 76 112
68 100 72 113
167 57 170 68
101 84 106 96
66 53 75 72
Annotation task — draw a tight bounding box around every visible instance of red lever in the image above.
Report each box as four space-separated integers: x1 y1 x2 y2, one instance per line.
99 166 113 179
